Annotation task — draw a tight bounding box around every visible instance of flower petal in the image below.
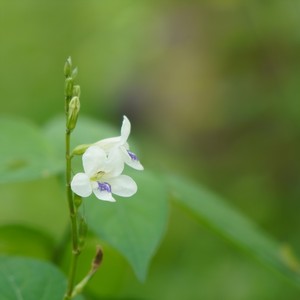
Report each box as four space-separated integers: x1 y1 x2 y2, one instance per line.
93 184 116 202
120 115 131 144
83 146 107 176
107 175 137 197
120 147 144 170
104 148 125 177
125 158 144 171
95 136 121 152
71 173 92 197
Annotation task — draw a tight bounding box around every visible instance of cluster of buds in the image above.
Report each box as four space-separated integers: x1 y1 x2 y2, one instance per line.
64 57 80 132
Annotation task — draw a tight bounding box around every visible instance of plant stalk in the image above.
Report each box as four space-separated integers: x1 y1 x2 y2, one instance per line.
64 127 80 300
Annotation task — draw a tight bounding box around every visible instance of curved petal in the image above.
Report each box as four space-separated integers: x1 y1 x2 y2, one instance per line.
120 147 144 170
120 115 131 144
125 158 144 170
108 175 137 197
83 146 107 176
93 184 116 202
71 173 92 197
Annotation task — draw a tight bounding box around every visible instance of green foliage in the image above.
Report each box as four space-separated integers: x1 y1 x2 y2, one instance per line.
0 116 61 184
168 174 300 288
1 1 300 299
0 224 54 260
0 256 67 300
1 114 300 298
85 169 168 281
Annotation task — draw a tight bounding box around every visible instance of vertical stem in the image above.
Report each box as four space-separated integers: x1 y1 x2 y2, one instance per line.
64 128 80 299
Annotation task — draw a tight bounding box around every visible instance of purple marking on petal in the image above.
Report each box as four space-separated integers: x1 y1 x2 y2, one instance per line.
97 182 112 193
127 150 139 161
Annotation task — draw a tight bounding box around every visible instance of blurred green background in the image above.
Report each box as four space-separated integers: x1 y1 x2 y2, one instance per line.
1 1 300 299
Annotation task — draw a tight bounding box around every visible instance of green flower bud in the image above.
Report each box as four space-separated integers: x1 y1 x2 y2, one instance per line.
74 194 82 208
73 85 81 97
67 96 80 131
71 144 91 156
64 57 72 77
71 67 78 80
65 77 74 99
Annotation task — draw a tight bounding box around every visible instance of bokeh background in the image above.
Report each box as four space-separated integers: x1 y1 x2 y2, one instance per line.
1 1 300 299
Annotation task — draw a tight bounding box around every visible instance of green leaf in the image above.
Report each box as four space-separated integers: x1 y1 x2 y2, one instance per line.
0 116 61 184
0 256 66 300
85 170 168 281
0 224 54 259
167 174 300 287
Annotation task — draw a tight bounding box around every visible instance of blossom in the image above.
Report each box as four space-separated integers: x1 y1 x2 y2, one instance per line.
71 146 137 202
95 116 143 171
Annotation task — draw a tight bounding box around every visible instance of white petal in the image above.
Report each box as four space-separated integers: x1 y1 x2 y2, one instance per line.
120 115 131 144
71 173 92 197
108 175 137 197
95 136 121 152
93 187 116 202
125 158 144 170
104 148 124 177
120 147 144 170
82 146 107 176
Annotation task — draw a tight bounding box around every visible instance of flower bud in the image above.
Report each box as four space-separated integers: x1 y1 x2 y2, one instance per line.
92 246 103 271
71 67 78 80
64 57 72 77
73 85 81 97
74 194 82 208
65 77 74 99
67 96 80 131
71 144 91 156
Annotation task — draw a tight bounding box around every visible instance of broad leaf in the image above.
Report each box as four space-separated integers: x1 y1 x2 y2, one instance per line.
0 224 54 259
167 174 300 287
0 256 66 300
0 116 61 183
85 170 168 281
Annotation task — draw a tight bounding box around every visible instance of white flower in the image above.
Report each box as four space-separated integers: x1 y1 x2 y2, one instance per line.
71 146 137 202
95 116 144 171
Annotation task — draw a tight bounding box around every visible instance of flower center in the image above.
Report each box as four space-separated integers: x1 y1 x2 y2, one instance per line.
127 150 139 161
97 182 111 193
90 171 105 181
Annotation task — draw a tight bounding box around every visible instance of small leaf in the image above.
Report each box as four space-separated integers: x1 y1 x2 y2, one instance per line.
0 256 66 300
167 174 300 287
0 116 61 183
85 170 168 281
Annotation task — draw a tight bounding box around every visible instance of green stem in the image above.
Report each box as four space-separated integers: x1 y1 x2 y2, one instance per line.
64 128 80 300
71 247 103 299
